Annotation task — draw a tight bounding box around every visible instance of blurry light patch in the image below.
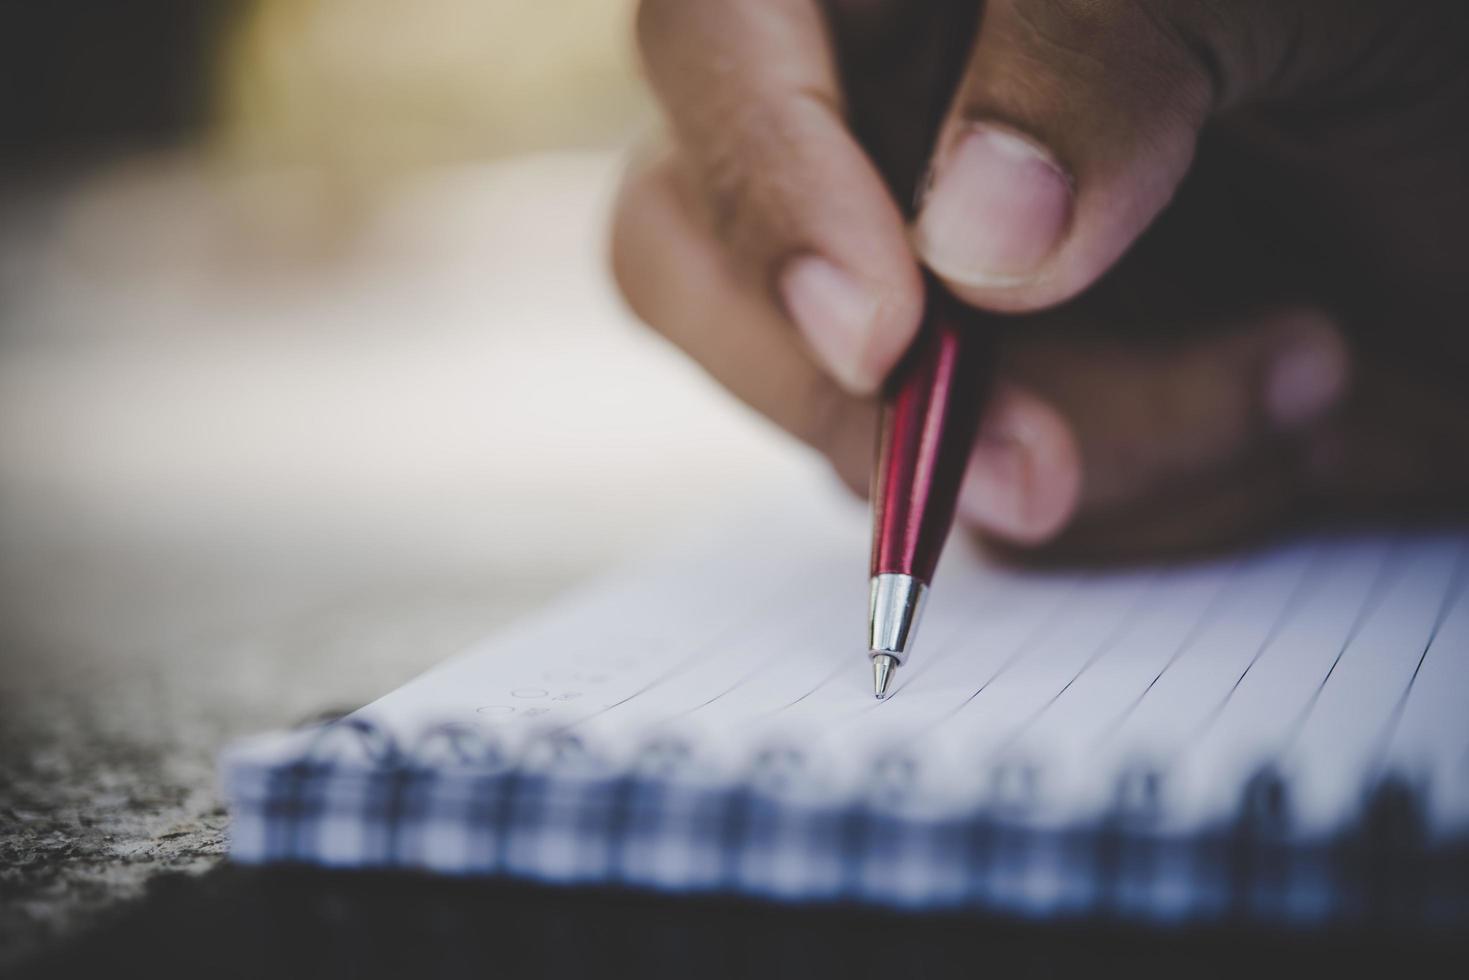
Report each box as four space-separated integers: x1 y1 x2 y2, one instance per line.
216 0 647 177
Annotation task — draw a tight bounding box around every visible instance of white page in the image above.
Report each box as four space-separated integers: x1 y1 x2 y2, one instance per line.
352 487 1469 838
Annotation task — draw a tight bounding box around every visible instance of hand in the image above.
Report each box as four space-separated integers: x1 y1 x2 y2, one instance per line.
611 0 1469 558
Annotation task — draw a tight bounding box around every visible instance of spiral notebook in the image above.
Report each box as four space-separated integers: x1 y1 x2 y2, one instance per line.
223 489 1469 928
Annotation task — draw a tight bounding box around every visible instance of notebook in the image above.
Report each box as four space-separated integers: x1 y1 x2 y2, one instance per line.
222 487 1469 929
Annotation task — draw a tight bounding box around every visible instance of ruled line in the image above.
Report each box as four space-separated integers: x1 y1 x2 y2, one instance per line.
1183 542 1325 746
559 569 830 731
996 572 1162 751
1093 557 1246 746
875 575 1068 704
1275 537 1400 755
921 576 1089 728
1370 538 1469 773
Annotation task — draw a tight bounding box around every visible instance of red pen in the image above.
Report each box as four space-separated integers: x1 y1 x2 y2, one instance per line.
867 273 994 698
840 2 989 698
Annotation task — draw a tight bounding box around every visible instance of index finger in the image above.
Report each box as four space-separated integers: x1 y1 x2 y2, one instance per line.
635 0 923 393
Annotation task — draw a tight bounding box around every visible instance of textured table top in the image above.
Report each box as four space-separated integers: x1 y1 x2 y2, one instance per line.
0 149 805 966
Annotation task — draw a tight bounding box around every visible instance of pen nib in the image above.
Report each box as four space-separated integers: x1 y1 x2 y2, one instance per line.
872 654 897 700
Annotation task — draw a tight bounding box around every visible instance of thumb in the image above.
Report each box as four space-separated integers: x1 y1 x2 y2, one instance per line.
913 0 1215 313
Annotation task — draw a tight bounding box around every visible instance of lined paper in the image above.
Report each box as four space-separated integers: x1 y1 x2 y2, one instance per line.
359 490 1469 839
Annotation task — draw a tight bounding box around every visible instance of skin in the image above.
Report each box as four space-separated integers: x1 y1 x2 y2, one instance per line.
611 0 1469 562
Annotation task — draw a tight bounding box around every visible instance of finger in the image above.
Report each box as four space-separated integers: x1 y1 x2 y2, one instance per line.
984 451 1307 567
954 382 1083 546
612 142 1088 533
957 308 1351 537
912 0 1215 312
910 0 1423 314
635 0 923 392
610 144 874 491
1303 361 1469 520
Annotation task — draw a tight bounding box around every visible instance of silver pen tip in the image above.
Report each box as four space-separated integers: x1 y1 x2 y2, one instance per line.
872 654 897 700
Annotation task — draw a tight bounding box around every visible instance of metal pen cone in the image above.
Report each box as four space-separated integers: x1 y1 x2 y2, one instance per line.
872 654 897 699
868 574 925 699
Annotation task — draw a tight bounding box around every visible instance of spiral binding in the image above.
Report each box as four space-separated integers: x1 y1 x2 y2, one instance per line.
226 717 1468 929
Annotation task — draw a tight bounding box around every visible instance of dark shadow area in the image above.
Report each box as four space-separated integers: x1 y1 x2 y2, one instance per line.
13 865 1466 979
0 1 238 168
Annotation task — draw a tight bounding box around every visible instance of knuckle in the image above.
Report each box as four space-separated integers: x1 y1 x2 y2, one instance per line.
691 97 817 262
997 0 1214 118
634 0 689 64
1007 0 1136 75
608 155 677 335
1167 336 1269 459
790 369 857 458
700 143 764 251
1018 0 1126 42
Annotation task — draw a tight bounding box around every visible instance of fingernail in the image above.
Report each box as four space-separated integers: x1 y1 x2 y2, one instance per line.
915 124 1072 287
779 254 881 392
957 436 1028 536
1265 334 1349 431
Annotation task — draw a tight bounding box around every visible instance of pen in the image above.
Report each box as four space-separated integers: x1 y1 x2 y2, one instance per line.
847 2 990 699
867 274 994 698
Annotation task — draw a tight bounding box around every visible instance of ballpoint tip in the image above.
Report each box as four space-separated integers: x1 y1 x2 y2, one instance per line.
872 654 896 700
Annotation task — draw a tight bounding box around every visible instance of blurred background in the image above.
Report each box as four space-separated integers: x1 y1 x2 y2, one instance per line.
0 1 812 961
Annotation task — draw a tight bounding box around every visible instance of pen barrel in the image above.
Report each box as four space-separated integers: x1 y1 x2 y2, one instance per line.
869 275 994 583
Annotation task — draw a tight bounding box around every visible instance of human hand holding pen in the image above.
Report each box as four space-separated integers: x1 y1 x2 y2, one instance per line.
612 0 1469 561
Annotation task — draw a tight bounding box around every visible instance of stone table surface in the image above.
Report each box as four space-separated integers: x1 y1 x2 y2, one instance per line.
0 148 803 968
